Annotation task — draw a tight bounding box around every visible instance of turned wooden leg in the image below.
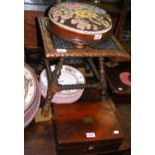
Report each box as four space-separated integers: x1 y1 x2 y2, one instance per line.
99 57 107 101
42 58 65 117
42 59 53 117
53 58 64 79
42 88 53 117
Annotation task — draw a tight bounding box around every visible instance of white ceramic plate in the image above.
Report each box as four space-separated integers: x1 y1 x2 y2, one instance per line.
40 65 85 94
40 83 83 104
24 64 37 112
39 65 85 104
40 80 83 98
24 81 41 128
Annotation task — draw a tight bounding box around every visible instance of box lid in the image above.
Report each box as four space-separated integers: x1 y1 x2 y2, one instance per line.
53 101 124 145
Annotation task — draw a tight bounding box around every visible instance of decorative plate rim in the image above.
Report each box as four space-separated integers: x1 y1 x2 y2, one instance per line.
24 81 41 128
24 63 37 112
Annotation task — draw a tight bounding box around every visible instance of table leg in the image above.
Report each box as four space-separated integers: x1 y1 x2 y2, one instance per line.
99 57 107 101
42 58 53 117
87 58 100 81
42 58 65 117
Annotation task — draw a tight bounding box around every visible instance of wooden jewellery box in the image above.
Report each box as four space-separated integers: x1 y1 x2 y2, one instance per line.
53 101 125 155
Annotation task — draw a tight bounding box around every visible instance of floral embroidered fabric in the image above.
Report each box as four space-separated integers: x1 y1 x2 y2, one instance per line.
49 2 112 34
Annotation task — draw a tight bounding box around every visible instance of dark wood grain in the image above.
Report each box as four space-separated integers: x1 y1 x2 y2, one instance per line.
54 101 125 155
114 0 131 39
24 11 44 48
24 120 57 155
54 102 124 144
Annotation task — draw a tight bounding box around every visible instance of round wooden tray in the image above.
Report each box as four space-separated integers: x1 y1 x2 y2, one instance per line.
48 2 112 48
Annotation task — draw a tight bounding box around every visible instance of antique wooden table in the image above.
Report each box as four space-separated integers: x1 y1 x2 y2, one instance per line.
37 17 129 114
24 17 130 155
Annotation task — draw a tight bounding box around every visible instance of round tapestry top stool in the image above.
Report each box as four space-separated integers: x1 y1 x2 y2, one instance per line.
48 2 112 48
